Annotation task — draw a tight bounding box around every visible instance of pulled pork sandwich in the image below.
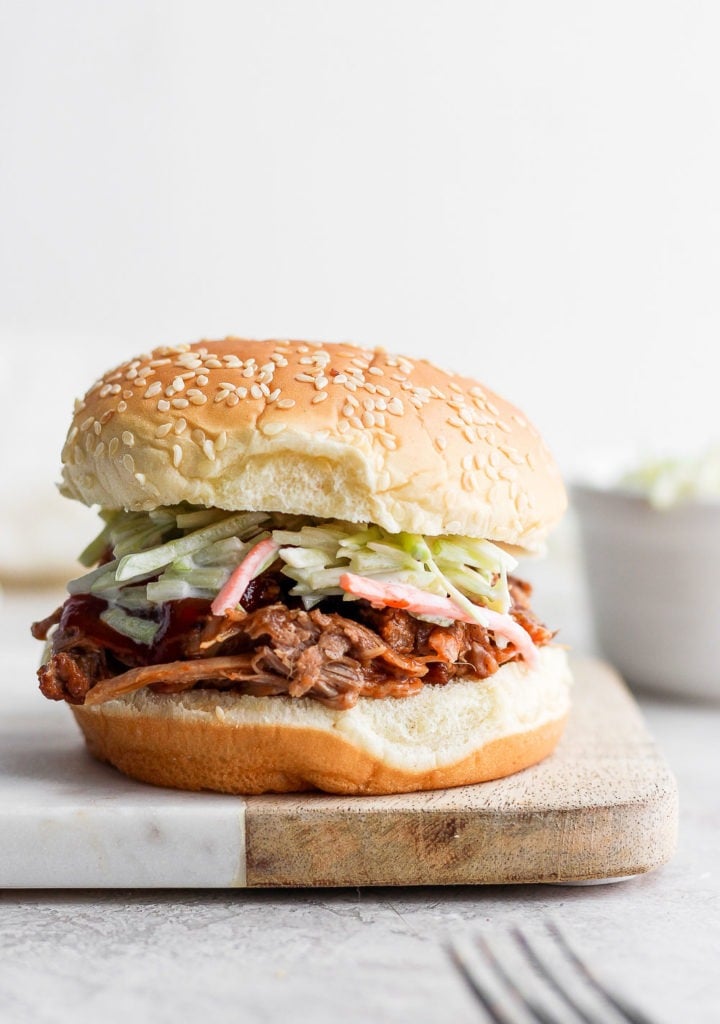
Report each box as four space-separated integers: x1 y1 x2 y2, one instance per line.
32 338 571 794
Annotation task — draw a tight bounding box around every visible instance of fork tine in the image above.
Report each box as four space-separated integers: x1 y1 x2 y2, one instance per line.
546 922 658 1024
447 941 521 1024
510 927 607 1024
476 935 560 1024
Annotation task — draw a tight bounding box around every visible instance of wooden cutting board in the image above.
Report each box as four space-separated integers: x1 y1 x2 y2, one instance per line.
0 657 677 887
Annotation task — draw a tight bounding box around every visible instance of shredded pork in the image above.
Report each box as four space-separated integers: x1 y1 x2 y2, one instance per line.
34 577 553 710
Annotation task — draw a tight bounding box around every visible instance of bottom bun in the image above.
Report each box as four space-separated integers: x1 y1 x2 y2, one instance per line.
72 646 572 795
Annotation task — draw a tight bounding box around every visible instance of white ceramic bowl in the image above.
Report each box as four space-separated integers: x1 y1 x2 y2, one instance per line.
573 483 720 701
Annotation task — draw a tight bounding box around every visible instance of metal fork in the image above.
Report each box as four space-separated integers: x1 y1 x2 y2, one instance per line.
447 921 657 1024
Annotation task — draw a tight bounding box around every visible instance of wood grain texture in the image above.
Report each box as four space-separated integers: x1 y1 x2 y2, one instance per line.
244 657 678 886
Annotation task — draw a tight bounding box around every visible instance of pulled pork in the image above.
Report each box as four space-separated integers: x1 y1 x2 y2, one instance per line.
33 576 553 711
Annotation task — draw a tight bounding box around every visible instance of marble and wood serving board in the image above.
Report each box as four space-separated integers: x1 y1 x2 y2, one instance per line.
0 657 677 888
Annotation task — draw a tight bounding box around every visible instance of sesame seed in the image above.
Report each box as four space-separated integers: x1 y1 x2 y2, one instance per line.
172 376 185 391
375 398 387 411
512 414 526 427
344 379 357 391
202 440 216 461
149 358 171 368
205 358 223 369
122 389 133 399
121 431 135 447
117 400 128 413
188 391 207 405
259 383 270 397
215 430 228 451
315 376 328 390
267 388 281 403
376 385 391 397
276 398 295 410
363 382 377 394
448 415 463 428
242 367 255 379
462 426 476 444
299 356 314 365
368 366 383 376
155 423 173 438
164 385 176 397
435 436 447 451
93 421 102 436
250 384 262 400
134 472 146 485
157 400 171 412
332 374 348 385
350 416 364 430
235 387 248 399
145 382 162 398
362 411 375 428
461 472 475 492
172 444 183 468
80 416 94 432
196 374 209 386
171 397 189 409
84 433 93 452
496 419 512 433
294 373 315 384
379 434 397 450
122 454 135 472
223 355 243 368
99 384 112 398
125 368 138 380
351 358 368 369
174 418 187 435
191 429 205 445
448 382 463 394
526 452 537 470
337 420 350 434
100 410 113 425
219 381 236 390
486 401 500 416
95 441 105 457
391 373 407 383
108 437 119 455
342 403 354 418
262 422 287 437
312 392 328 404
67 426 78 443
462 454 473 471
486 465 500 482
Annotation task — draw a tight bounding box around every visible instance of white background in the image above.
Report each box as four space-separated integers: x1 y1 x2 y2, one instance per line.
2 1 720 572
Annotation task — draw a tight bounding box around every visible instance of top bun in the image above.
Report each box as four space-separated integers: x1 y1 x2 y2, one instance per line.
60 339 565 551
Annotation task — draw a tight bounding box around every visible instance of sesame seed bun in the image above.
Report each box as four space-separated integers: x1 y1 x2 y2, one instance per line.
71 646 571 795
60 338 566 552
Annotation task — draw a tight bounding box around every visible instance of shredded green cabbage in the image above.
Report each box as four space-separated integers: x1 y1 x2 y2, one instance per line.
68 504 517 645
